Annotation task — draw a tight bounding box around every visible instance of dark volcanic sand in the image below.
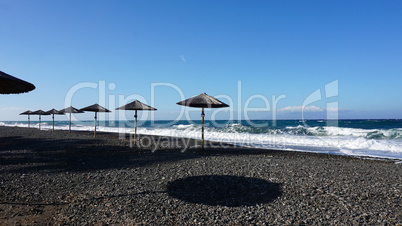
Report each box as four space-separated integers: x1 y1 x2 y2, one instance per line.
0 126 401 225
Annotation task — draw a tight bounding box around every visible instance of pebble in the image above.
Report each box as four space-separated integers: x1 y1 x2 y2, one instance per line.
0 126 401 225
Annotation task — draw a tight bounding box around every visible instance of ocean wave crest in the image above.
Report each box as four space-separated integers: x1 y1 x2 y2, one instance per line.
285 125 402 140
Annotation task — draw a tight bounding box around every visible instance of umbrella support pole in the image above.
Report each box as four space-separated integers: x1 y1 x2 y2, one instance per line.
201 108 205 150
94 112 97 138
28 115 30 128
134 110 137 146
39 115 41 130
69 113 71 134
52 114 55 132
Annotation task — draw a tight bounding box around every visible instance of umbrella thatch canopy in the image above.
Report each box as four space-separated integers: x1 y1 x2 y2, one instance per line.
20 110 33 128
176 93 229 108
116 100 157 145
116 100 157 111
177 93 229 150
45 109 64 132
80 104 111 137
59 106 84 134
0 71 35 94
31 110 50 130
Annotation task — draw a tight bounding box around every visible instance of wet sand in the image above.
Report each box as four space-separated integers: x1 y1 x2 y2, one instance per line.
0 126 401 225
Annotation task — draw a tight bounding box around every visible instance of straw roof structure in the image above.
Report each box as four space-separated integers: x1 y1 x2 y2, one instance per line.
31 110 50 115
116 100 157 111
20 110 33 115
46 109 64 115
0 71 35 94
81 104 111 112
59 106 84 114
176 93 229 108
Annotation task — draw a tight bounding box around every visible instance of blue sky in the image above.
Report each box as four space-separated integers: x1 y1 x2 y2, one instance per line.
1 0 402 121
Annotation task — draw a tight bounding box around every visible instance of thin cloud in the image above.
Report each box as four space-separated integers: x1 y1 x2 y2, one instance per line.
247 109 270 112
279 105 324 113
326 107 342 112
278 105 343 113
180 55 186 62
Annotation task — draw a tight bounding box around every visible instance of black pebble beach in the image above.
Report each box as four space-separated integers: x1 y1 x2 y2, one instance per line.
0 126 401 225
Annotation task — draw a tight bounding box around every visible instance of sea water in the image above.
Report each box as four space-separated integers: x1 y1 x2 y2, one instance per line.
1 120 402 160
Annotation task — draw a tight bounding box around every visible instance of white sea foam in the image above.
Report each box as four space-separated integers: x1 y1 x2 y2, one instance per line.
286 125 402 139
173 124 195 129
119 125 402 160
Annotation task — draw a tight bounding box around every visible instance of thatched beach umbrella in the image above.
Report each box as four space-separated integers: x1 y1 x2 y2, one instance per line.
31 110 50 130
177 93 229 150
116 100 157 145
20 110 33 128
45 109 64 132
0 71 35 94
59 106 84 134
80 104 111 138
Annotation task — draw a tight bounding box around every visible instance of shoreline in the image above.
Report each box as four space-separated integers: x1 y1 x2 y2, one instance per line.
1 126 401 224
1 124 401 162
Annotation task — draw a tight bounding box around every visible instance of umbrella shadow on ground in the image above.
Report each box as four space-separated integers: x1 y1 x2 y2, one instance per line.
0 134 289 174
0 135 201 173
166 175 282 207
0 127 287 174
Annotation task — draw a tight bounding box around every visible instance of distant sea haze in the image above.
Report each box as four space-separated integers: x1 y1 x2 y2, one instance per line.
2 120 402 160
